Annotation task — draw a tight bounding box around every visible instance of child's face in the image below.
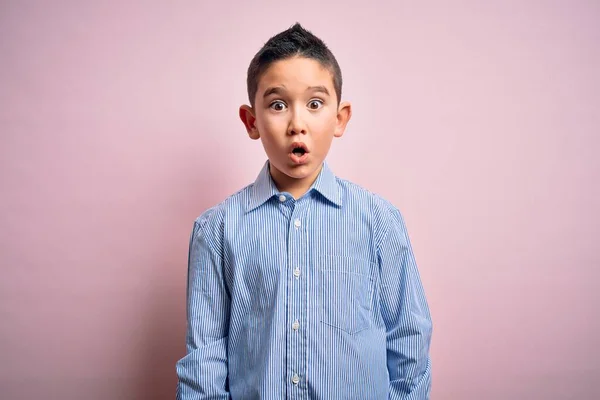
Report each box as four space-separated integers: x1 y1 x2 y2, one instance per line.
240 56 351 193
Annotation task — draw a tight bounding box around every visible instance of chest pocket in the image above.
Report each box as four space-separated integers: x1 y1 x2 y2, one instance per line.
319 255 375 335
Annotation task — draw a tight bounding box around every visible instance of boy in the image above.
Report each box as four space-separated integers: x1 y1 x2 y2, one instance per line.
176 23 432 399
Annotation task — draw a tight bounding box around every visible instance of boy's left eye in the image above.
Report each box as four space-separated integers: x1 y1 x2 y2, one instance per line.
308 100 323 110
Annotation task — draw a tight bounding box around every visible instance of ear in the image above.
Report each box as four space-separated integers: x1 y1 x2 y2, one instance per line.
239 105 260 140
334 101 352 138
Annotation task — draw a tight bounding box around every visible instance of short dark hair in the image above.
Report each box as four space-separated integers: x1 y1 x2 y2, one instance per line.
246 23 343 107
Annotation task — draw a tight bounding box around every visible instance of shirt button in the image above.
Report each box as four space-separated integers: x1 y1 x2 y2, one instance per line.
292 374 300 385
293 267 301 278
292 320 300 330
294 218 301 228
278 195 286 202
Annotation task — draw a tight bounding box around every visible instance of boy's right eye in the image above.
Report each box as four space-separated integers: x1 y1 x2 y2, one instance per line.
269 101 287 111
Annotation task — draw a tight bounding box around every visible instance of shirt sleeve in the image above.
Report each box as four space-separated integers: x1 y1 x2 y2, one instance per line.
378 208 432 400
176 219 231 399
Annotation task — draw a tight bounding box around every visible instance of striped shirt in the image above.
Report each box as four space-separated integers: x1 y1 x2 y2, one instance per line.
176 161 432 399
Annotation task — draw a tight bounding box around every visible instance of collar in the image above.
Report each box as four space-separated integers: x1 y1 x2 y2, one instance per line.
246 160 342 212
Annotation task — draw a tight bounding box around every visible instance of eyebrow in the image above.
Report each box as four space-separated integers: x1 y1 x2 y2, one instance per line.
262 85 331 98
307 85 330 96
263 86 286 98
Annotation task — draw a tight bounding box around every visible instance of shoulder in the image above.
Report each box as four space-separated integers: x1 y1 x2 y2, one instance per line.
190 183 254 247
335 177 407 243
335 177 401 217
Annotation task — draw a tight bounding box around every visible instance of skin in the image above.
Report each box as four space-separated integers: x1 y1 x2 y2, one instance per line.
239 56 352 199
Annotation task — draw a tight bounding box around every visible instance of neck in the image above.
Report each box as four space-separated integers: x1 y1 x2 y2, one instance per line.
269 164 323 199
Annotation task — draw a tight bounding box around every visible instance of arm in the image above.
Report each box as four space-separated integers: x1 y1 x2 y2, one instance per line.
176 219 231 399
378 209 432 400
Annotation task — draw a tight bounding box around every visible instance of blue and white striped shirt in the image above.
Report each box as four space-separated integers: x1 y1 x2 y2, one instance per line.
176 161 432 399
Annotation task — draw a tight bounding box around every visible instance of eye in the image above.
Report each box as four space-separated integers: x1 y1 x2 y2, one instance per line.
307 99 323 110
269 101 287 111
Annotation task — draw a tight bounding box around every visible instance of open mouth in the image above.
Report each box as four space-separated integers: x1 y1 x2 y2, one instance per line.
289 142 309 163
292 147 306 156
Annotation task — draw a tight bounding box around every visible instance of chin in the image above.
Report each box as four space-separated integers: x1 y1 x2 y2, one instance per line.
290 166 322 180
282 169 309 179
270 157 322 179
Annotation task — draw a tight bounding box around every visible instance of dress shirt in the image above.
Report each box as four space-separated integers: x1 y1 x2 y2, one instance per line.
176 160 432 399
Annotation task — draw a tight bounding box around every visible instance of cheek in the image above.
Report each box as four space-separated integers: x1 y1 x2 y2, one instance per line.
258 114 286 135
310 113 337 135
256 116 284 149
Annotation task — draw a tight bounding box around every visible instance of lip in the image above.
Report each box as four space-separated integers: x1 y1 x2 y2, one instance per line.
289 142 309 165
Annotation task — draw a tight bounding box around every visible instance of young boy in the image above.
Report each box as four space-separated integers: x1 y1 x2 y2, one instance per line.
176 23 432 399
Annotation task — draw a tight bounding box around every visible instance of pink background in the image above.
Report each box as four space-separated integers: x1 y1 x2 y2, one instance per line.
1 1 598 399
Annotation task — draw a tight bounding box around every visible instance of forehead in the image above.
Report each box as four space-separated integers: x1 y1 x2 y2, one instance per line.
257 56 335 94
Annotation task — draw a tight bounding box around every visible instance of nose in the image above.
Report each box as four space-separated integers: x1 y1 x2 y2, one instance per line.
287 109 307 135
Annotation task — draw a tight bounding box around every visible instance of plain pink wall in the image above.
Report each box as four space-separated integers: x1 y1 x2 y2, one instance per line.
1 1 598 399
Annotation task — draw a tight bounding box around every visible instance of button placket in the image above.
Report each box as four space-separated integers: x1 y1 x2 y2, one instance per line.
287 205 307 394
